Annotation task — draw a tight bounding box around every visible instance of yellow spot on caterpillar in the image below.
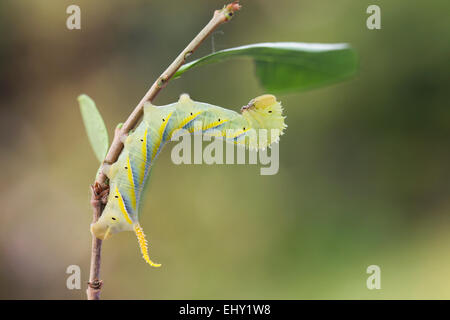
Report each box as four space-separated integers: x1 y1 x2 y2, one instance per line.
126 156 137 210
115 187 133 225
134 223 161 267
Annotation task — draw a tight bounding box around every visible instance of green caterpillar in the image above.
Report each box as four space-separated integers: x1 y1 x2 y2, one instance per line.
91 94 287 266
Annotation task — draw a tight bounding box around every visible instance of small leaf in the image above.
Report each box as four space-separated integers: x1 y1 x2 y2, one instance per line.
78 94 109 162
174 42 358 93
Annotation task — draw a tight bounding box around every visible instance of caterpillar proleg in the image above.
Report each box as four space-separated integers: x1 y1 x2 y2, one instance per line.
90 94 287 267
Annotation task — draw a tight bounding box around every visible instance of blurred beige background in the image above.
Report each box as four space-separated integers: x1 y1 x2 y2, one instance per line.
0 0 449 299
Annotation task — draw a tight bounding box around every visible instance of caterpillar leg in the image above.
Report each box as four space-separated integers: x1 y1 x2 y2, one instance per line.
134 223 161 267
91 182 110 206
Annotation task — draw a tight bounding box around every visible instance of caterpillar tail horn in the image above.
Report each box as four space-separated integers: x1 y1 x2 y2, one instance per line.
134 223 161 268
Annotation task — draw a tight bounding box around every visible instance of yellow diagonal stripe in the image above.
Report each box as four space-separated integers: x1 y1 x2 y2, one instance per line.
115 187 133 225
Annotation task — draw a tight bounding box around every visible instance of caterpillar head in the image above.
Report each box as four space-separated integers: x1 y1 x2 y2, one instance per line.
90 206 134 240
241 94 287 146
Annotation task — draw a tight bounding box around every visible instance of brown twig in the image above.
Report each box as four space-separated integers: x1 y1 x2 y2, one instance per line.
86 1 241 300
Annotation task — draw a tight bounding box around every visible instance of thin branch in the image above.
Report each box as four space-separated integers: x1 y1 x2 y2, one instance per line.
86 1 241 300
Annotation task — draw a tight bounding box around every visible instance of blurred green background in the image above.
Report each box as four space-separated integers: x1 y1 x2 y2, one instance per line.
1 0 449 299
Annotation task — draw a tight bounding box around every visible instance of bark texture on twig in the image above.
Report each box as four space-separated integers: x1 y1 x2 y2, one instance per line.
86 1 241 300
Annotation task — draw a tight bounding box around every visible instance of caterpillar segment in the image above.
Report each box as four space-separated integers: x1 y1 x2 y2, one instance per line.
90 93 286 267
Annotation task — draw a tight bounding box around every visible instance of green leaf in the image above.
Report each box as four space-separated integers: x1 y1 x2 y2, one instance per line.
78 94 109 162
174 42 358 93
